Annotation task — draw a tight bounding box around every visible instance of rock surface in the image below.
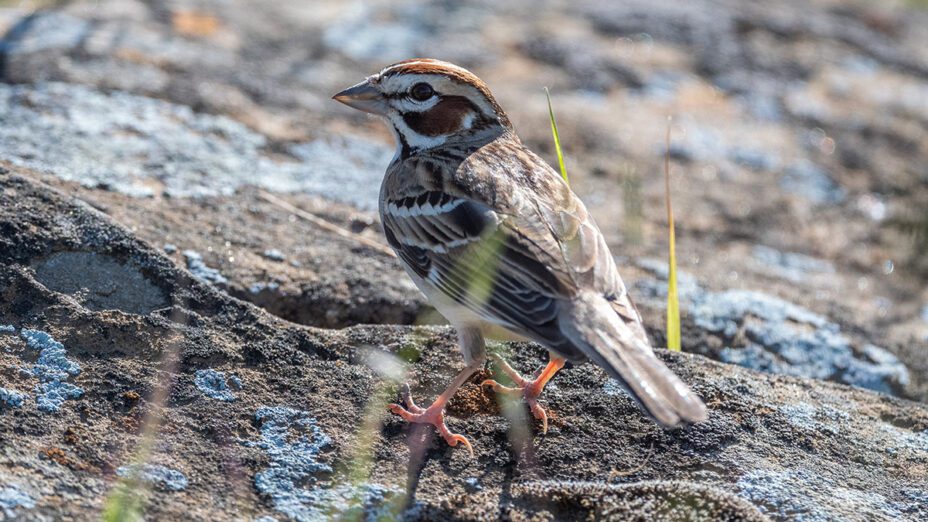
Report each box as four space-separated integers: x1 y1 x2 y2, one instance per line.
1 0 928 520
0 0 925 373
1 168 927 521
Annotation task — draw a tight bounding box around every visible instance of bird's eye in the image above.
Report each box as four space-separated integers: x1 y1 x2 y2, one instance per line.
409 82 434 101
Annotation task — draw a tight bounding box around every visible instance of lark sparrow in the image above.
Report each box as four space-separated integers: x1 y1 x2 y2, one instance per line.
334 59 707 453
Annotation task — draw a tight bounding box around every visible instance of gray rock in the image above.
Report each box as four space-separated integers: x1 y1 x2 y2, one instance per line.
730 148 781 172
1 12 88 55
696 290 909 395
249 282 280 295
635 261 909 396
183 250 228 286
286 136 392 211
737 93 784 122
262 249 286 262
0 78 416 328
321 1 496 65
249 405 331 470
0 82 390 208
520 33 643 92
0 170 925 521
751 245 835 283
1 8 226 92
0 388 24 408
0 0 927 518
633 258 702 301
510 481 768 521
56 175 426 329
0 11 89 83
780 161 846 204
246 406 400 521
34 251 169 315
737 467 899 522
0 484 35 519
323 12 422 63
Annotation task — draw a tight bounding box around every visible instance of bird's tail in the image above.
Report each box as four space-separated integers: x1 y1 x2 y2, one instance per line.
558 291 707 427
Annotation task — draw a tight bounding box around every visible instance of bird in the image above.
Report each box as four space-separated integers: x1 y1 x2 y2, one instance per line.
333 59 707 454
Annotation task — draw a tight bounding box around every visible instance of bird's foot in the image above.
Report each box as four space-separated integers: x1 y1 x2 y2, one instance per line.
481 353 564 434
388 383 473 456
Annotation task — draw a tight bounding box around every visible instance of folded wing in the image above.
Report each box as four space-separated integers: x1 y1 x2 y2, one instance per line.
381 164 706 426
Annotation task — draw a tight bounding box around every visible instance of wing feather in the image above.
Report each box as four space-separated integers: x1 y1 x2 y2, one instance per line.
382 190 574 350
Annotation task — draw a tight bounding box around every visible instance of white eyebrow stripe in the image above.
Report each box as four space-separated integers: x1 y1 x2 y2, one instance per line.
381 71 493 116
383 74 435 93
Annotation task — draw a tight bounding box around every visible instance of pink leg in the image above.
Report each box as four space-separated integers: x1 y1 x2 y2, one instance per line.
388 327 485 456
482 353 566 434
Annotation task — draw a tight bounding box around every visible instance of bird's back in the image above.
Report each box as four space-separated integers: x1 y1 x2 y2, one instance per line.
380 136 649 351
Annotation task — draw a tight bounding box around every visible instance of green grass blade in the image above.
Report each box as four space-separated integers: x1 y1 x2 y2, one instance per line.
544 87 569 186
664 118 681 351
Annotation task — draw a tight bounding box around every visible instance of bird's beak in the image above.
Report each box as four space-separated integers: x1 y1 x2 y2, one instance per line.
332 79 387 115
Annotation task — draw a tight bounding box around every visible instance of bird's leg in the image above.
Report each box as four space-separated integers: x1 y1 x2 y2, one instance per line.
388 327 485 456
482 352 566 434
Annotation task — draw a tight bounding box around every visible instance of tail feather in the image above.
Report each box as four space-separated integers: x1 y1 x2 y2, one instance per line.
558 291 708 427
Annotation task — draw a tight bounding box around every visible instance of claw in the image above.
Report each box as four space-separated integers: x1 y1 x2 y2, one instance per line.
388 402 418 421
444 432 474 458
395 383 425 414
529 401 549 435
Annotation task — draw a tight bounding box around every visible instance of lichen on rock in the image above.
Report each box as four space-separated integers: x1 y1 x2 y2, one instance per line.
0 484 35 519
247 406 401 521
635 261 910 396
0 388 25 409
182 250 229 286
116 464 189 492
194 369 241 402
20 329 83 412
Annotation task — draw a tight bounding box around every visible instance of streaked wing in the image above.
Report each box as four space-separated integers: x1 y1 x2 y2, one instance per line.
381 139 650 358
382 179 621 359
381 189 580 353
527 176 650 345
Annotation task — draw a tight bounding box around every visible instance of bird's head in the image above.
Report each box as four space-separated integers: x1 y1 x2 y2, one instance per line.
333 59 512 154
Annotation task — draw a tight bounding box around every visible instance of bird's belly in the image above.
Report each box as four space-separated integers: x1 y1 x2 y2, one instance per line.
406 269 484 324
404 269 529 342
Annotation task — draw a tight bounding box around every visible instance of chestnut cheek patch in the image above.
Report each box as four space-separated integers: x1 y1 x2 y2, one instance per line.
403 96 478 137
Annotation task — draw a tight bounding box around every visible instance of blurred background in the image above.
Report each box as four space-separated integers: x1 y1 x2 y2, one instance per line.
0 0 926 519
3 0 924 381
